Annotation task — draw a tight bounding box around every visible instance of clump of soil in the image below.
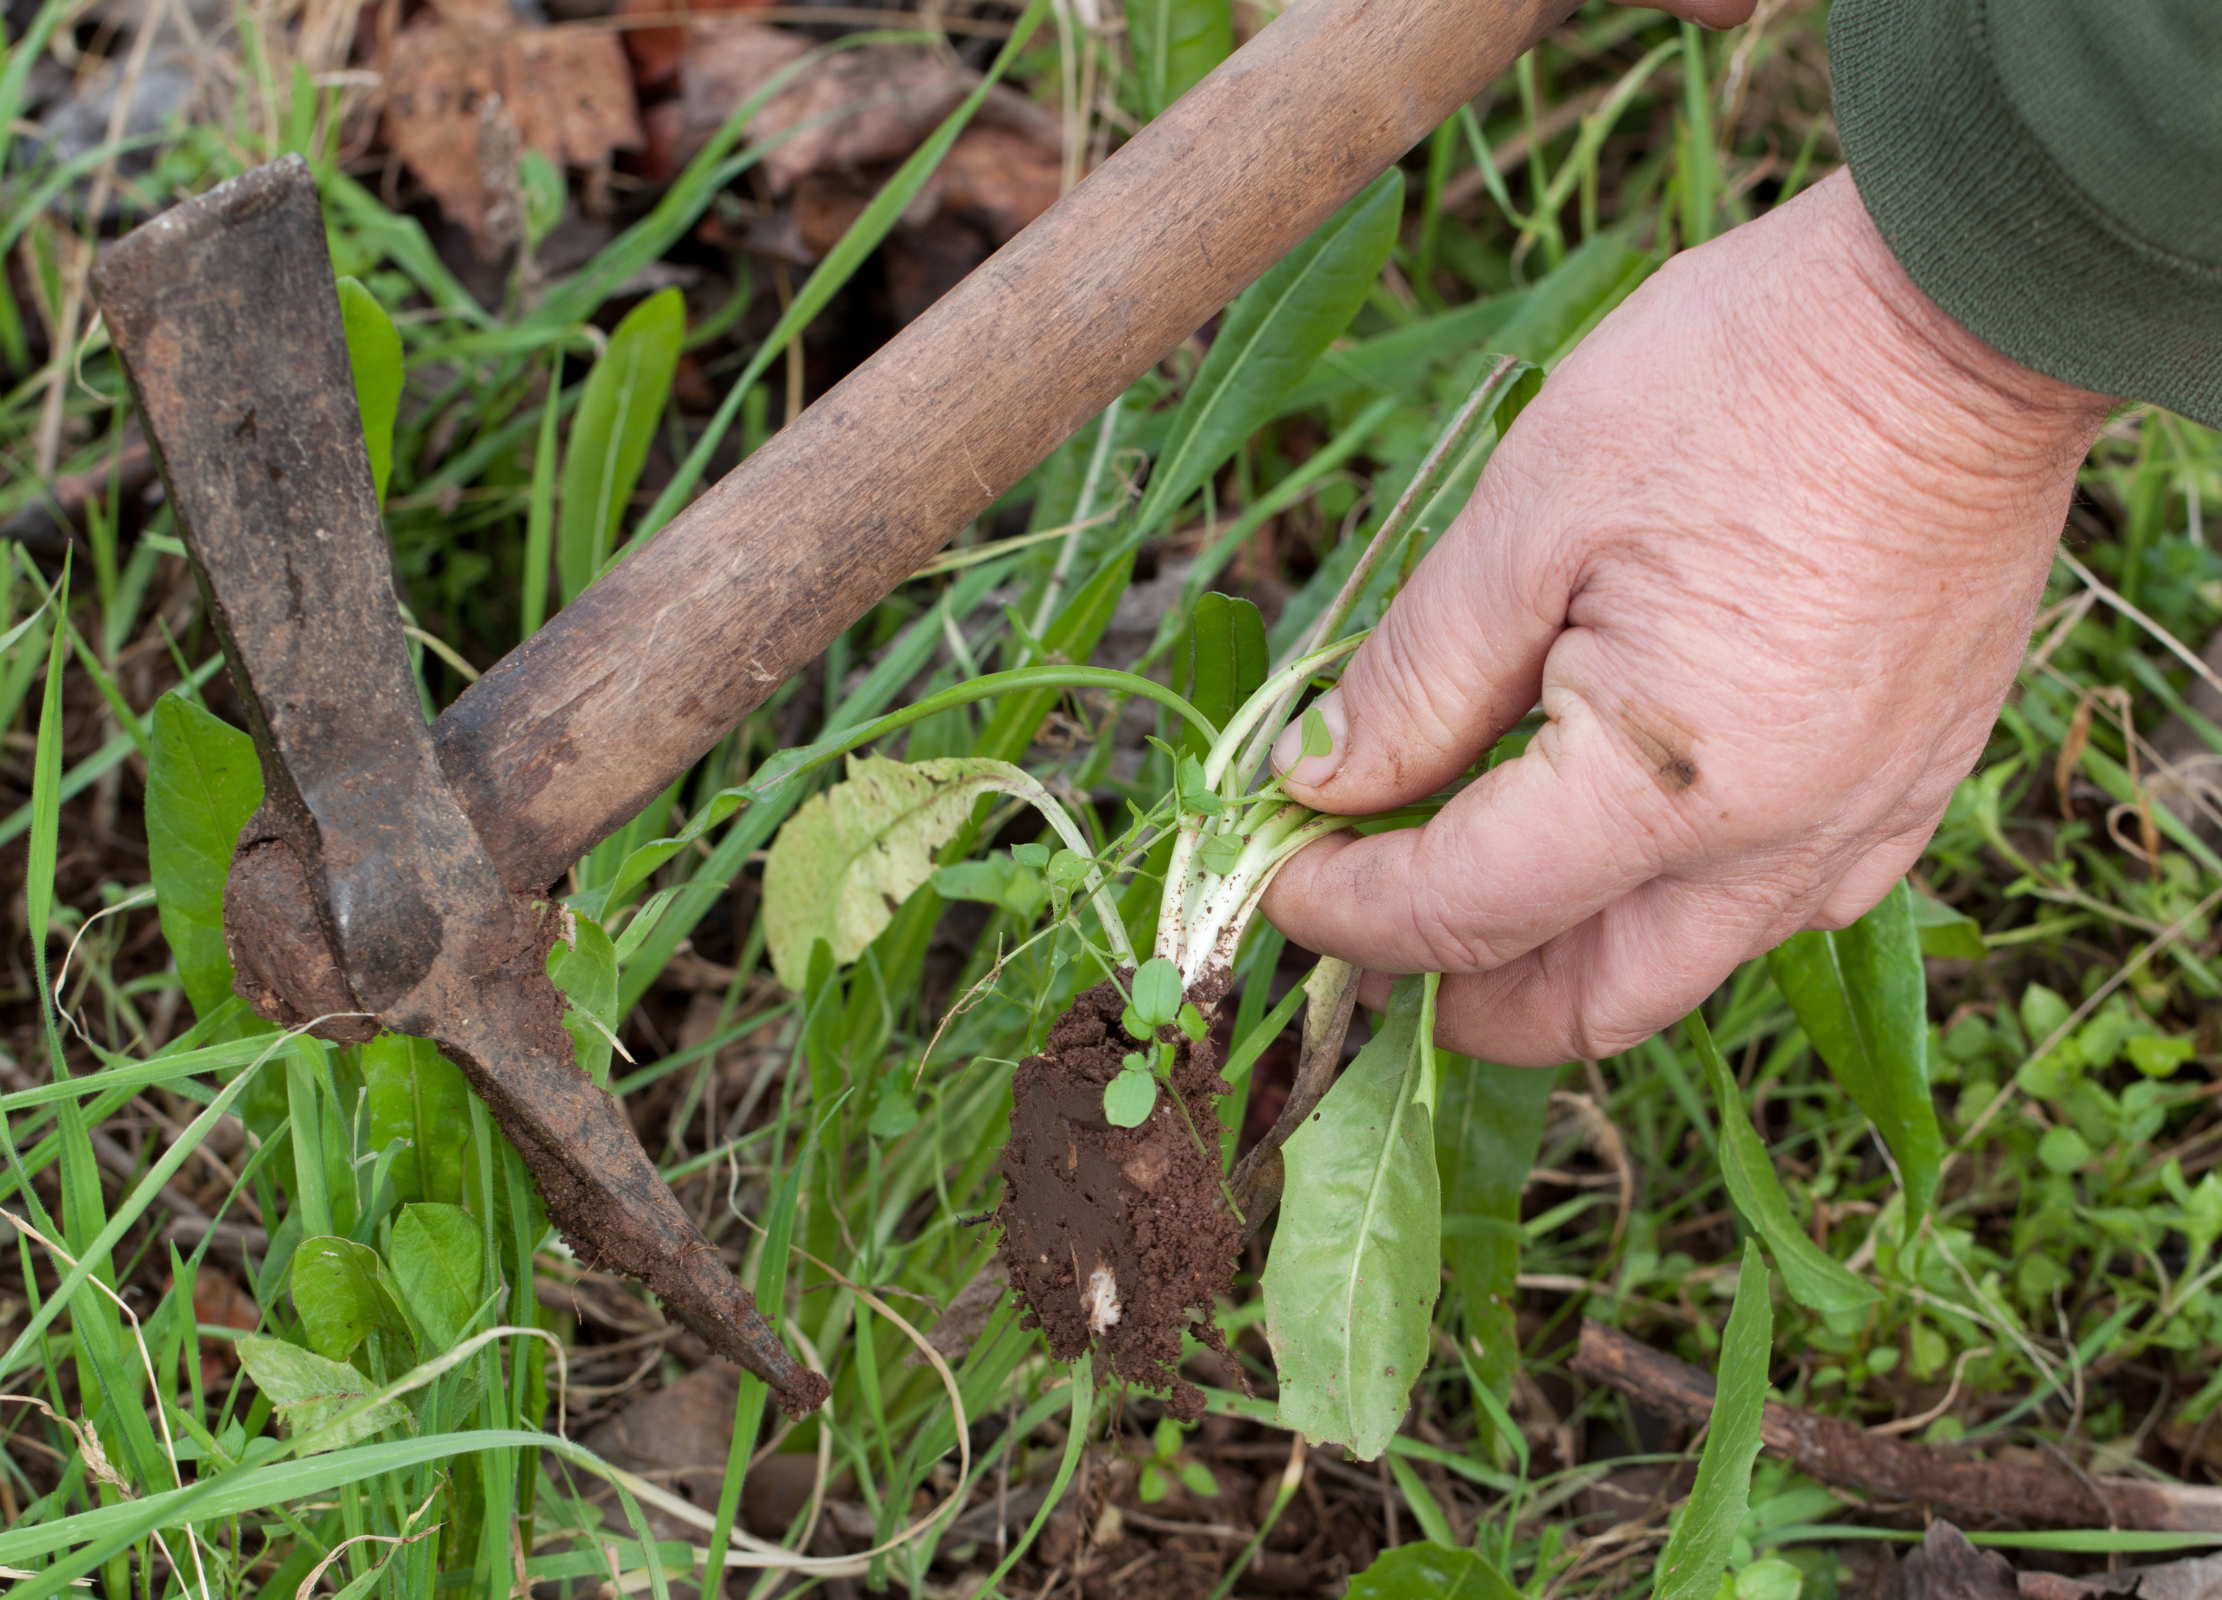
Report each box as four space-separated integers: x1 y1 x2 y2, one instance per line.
995 977 1242 1420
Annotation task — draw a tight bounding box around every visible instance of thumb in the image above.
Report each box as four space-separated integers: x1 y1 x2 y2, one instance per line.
1270 484 1571 813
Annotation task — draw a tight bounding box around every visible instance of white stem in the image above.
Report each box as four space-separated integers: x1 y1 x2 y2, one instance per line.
1205 635 1366 794
1177 812 1355 987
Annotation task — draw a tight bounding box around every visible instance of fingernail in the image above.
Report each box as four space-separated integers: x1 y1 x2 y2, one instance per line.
1271 687 1347 788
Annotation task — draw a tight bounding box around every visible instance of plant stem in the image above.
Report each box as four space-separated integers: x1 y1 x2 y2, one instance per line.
1236 353 1529 791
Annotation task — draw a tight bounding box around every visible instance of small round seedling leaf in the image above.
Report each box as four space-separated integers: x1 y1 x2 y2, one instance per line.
1139 1462 1168 1503
1046 848 1091 889
1177 1002 1207 1042
1132 957 1182 1026
1011 841 1051 869
868 1095 921 1139
1122 1051 1150 1074
1178 1461 1220 1498
1197 833 1246 876
2038 1125 2092 1173
1301 703 1333 760
1124 1007 1152 1042
1104 1069 1158 1128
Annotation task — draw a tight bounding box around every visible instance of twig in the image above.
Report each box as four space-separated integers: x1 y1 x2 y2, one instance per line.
1231 957 1359 1241
1571 1320 2222 1531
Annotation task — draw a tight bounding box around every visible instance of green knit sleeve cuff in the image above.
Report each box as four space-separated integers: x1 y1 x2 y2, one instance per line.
1830 0 2222 428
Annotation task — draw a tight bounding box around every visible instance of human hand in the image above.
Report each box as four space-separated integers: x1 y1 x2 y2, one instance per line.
1259 169 2111 1067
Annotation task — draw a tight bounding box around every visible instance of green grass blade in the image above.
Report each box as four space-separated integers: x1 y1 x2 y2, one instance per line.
522 348 564 638
1132 171 1402 542
1128 0 1229 120
337 277 404 506
1687 1009 1879 1314
1654 1239 1773 1600
559 288 686 605
1435 1055 1554 1407
1766 880 1942 1219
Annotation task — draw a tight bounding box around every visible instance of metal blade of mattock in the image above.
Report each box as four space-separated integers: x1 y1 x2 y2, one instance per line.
93 156 828 1418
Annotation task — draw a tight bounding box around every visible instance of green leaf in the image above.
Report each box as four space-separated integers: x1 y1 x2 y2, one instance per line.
558 287 685 605
1910 890 1986 961
1128 0 1228 119
387 1203 484 1349
2038 1125 2093 1173
1435 1056 1553 1398
517 149 565 249
1347 1543 1519 1600
867 1092 920 1139
1301 704 1332 759
1177 593 1268 764
1276 295 1529 417
1385 1454 1457 1547
1736 1557 1805 1600
145 694 266 1026
362 1032 471 1208
1104 1069 1158 1128
2128 1033 2196 1079
1045 848 1091 889
337 277 403 507
930 855 1046 918
1132 172 1403 542
1654 1240 1774 1600
234 1336 413 1450
1264 974 1440 1460
1688 1011 1878 1314
1768 880 1943 1218
289 1236 411 1362
1011 842 1051 869
547 915 620 1087
1482 229 1654 369
1197 833 1245 876
1177 1460 1219 1498
763 754 1103 988
1132 957 1182 1026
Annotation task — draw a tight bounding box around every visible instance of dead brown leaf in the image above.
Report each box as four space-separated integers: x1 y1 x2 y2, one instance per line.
657 27 971 192
384 3 642 260
618 0 781 90
937 119 1061 242
754 43 972 192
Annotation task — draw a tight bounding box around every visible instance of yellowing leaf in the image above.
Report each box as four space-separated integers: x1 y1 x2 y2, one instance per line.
235 1336 413 1452
763 754 1110 989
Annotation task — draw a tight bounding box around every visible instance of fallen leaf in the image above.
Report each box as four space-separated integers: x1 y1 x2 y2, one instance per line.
937 119 1062 242
616 0 779 91
660 27 970 193
384 3 642 259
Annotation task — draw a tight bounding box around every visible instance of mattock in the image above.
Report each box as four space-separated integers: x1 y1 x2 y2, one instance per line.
90 0 1576 1421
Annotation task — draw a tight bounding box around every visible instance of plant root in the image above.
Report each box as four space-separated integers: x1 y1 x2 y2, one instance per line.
995 978 1240 1419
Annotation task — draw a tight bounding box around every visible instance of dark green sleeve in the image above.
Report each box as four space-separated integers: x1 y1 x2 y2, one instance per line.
1830 0 2222 427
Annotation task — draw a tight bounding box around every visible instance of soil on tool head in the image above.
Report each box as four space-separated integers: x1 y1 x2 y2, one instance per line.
995 978 1241 1420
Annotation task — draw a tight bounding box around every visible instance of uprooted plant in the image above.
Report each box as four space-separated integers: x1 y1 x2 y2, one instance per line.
756 354 1538 1422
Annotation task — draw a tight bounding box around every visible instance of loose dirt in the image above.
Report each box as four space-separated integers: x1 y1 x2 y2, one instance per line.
996 978 1242 1420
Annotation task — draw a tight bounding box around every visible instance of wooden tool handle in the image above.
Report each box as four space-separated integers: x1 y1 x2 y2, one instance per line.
434 0 1578 894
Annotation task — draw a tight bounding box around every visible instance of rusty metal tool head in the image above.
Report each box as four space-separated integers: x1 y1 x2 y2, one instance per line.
92 156 829 1419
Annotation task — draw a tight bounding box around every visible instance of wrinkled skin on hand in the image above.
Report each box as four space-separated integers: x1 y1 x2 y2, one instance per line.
1261 169 2112 1067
